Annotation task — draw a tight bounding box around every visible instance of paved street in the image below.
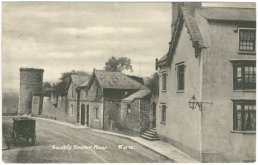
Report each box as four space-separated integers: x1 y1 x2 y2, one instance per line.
2 117 172 163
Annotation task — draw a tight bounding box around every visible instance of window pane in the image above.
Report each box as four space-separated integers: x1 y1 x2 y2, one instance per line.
177 65 185 90
233 101 256 131
239 29 255 51
237 67 242 77
234 63 256 89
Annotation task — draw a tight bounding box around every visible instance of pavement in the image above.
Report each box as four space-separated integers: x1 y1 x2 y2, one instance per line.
3 116 199 163
92 129 199 163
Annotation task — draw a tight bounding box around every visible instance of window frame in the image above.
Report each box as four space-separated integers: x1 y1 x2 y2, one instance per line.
161 71 167 92
160 104 166 124
238 28 256 52
70 104 74 116
176 62 185 91
232 100 256 132
95 108 99 120
127 104 131 114
233 61 256 90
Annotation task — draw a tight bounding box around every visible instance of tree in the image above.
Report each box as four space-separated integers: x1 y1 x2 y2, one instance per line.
53 70 90 95
104 56 133 72
43 82 52 91
147 72 159 96
59 70 90 82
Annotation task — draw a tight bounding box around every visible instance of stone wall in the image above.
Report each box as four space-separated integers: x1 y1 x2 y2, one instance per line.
88 101 103 129
140 98 151 133
19 68 44 115
103 101 121 130
120 100 141 135
32 96 41 115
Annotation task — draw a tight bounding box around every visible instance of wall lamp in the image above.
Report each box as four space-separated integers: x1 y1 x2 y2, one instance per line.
189 95 212 111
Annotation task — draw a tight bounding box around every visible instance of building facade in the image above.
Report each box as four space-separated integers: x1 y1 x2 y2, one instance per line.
156 3 256 162
85 69 148 130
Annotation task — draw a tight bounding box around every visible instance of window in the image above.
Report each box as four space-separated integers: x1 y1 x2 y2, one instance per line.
70 105 74 116
233 61 256 90
95 108 98 120
177 63 185 91
85 90 88 98
127 104 131 114
239 29 256 52
161 72 167 91
161 104 166 123
233 100 256 131
72 87 74 97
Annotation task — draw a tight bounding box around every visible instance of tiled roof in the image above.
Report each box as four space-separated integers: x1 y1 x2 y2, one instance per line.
71 74 90 87
94 70 147 90
197 7 256 22
79 80 89 87
122 89 151 102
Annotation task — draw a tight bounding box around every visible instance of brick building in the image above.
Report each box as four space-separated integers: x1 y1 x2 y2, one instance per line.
155 3 256 162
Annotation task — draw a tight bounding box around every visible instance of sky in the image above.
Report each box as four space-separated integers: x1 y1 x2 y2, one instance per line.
2 2 172 92
2 2 256 92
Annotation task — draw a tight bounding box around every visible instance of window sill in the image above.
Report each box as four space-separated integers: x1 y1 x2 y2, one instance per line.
162 90 167 92
230 130 256 134
238 51 256 55
233 89 256 92
176 90 184 93
160 121 166 125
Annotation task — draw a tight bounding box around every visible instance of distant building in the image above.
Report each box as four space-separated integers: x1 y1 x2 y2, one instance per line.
85 69 147 130
156 3 256 162
121 89 151 135
31 73 90 124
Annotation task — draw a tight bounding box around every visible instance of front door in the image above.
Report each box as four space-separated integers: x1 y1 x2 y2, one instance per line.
152 103 156 128
81 104 85 125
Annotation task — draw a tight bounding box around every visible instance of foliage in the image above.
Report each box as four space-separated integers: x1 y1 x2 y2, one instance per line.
43 82 52 91
104 56 133 72
147 72 159 96
53 70 90 95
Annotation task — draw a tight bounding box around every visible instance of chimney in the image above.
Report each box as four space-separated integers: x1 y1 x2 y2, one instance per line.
171 2 182 27
182 2 202 16
171 2 202 27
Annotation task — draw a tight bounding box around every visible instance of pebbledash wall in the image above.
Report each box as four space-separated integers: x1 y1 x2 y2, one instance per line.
157 21 202 161
19 68 44 115
195 12 256 162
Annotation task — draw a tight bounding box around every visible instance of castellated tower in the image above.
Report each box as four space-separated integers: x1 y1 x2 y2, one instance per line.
18 68 44 115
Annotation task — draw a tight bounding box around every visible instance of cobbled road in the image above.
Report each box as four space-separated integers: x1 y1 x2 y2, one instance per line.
2 117 171 163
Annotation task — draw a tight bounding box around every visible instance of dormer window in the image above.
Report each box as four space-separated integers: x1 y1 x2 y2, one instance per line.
239 28 256 52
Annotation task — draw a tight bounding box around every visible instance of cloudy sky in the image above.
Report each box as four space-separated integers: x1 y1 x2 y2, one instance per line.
3 2 172 92
2 2 255 92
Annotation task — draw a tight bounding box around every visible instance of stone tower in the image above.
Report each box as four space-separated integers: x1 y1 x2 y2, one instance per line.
18 68 44 115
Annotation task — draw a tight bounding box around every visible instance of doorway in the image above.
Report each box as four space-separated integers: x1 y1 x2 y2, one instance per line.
81 104 85 125
86 104 89 126
152 103 156 128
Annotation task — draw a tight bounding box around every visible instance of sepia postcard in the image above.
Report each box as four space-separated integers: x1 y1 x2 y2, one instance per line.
2 1 256 163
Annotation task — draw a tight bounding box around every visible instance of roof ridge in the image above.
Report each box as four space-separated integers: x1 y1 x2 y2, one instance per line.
200 6 256 9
